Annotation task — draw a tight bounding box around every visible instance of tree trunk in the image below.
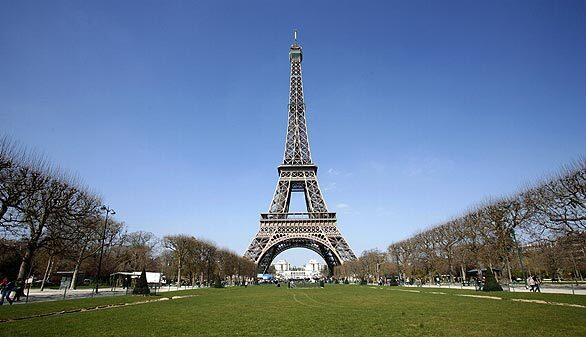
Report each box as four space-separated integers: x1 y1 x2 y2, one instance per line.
17 246 35 287
177 256 181 289
70 264 80 290
505 257 513 284
569 253 581 281
40 255 53 291
447 252 454 284
460 265 466 282
489 262 498 282
70 246 87 290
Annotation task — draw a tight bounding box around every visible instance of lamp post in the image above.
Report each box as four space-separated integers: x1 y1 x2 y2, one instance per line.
95 205 115 294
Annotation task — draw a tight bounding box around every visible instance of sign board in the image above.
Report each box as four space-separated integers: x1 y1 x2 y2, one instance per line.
145 272 161 284
59 277 71 290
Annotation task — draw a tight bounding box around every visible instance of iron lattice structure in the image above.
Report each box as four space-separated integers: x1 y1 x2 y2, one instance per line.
245 37 356 274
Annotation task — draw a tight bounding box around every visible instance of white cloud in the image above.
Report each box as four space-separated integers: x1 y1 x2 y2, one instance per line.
327 168 352 177
327 168 340 175
336 203 350 209
323 182 337 191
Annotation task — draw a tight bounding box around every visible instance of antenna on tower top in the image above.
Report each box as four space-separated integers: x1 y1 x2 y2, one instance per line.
293 29 298 43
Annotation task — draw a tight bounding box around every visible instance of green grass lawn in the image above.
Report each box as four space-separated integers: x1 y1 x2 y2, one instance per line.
0 285 584 337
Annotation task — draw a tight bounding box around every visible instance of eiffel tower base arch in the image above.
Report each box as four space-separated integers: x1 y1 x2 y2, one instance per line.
245 213 356 275
256 237 342 275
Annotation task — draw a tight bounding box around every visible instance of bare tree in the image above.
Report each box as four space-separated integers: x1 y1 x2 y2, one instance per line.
13 171 101 285
163 235 198 286
0 138 46 232
68 217 127 289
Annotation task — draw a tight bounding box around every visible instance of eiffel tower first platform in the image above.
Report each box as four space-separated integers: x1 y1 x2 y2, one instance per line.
245 34 356 274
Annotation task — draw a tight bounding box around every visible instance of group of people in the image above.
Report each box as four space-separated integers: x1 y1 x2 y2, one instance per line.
527 275 542 292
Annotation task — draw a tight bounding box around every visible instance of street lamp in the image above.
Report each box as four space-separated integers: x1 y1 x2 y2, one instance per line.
95 205 115 294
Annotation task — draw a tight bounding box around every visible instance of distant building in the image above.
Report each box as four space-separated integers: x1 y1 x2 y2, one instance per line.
272 259 322 280
306 259 320 273
274 259 290 273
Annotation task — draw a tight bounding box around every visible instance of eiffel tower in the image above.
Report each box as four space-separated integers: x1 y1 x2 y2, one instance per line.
245 33 356 274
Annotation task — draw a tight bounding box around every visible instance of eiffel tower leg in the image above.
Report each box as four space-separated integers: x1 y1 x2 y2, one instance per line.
327 234 357 261
268 180 291 214
244 234 269 263
304 179 327 213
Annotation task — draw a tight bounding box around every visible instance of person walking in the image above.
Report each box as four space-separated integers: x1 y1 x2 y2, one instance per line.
527 275 535 292
0 280 15 305
533 276 541 293
0 277 7 302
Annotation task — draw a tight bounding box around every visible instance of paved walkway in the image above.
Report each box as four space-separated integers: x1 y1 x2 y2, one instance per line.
402 283 586 295
8 282 585 305
13 285 206 304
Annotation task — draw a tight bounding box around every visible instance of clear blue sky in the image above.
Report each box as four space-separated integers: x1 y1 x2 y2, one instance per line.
1 1 585 266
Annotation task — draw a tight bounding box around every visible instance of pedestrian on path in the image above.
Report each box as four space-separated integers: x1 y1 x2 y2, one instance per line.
527 275 535 292
0 280 15 305
533 276 541 293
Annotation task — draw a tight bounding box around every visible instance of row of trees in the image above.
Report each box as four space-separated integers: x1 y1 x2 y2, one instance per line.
337 160 585 284
0 137 255 289
162 235 256 286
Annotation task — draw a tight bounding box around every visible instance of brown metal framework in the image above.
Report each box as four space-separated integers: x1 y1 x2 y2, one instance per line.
244 36 356 274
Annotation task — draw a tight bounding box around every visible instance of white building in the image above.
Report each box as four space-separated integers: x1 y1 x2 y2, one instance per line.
272 259 322 280
274 259 290 273
306 259 320 273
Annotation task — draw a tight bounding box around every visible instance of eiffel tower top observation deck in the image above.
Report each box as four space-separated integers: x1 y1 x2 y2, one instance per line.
244 32 356 274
